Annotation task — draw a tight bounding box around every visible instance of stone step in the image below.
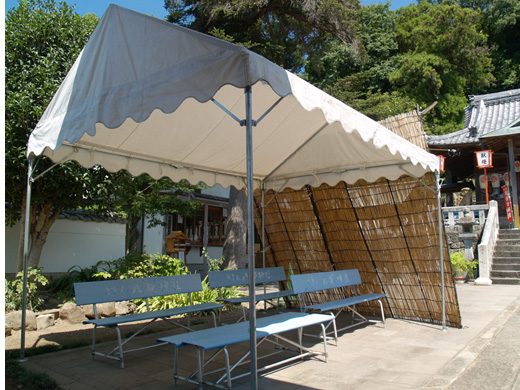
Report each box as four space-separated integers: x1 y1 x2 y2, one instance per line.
494 245 520 253
494 250 520 258
493 257 520 265
498 231 520 239
495 239 520 246
493 263 520 271
490 277 520 285
491 270 520 278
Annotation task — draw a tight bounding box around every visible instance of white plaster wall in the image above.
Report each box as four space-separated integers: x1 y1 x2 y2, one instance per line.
142 215 165 255
5 219 125 274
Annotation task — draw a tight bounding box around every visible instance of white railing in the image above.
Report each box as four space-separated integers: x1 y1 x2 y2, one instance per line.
442 204 489 230
475 201 499 286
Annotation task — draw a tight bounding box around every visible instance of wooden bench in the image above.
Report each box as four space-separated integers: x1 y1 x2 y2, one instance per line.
157 311 335 389
74 274 224 368
290 269 386 338
208 267 294 321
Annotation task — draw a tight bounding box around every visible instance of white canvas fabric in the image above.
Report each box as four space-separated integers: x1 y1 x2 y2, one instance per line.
28 4 438 191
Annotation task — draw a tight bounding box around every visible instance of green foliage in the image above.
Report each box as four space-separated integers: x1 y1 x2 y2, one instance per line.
450 252 478 277
445 0 520 91
202 247 225 271
5 267 49 312
50 261 110 300
165 0 359 73
5 0 101 227
141 276 238 314
5 359 59 390
392 2 494 132
5 1 203 269
97 253 189 280
94 252 239 314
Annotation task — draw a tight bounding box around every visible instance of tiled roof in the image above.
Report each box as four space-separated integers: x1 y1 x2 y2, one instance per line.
59 210 126 224
428 89 520 146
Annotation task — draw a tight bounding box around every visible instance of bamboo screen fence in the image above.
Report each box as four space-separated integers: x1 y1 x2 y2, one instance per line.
252 111 461 328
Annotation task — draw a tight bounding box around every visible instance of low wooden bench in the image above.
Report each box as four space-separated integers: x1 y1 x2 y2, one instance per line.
290 269 386 338
74 274 224 368
157 311 335 389
208 267 294 321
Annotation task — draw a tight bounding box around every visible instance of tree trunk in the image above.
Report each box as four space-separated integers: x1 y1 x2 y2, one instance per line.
17 201 61 272
126 215 141 254
222 187 247 270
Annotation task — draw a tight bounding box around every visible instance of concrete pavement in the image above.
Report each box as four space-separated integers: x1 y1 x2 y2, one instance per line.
19 284 520 389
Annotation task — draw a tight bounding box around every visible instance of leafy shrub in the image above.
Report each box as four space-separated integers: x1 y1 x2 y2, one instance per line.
50 261 109 300
97 253 189 280
5 267 49 312
450 252 477 277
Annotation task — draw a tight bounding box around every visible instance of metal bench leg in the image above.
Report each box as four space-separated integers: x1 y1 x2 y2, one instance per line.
223 347 232 389
91 326 97 360
115 326 124 369
378 299 386 328
320 323 329 362
173 346 178 386
197 347 204 390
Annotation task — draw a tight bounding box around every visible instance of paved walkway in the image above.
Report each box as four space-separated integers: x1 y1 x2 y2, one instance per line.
19 284 520 389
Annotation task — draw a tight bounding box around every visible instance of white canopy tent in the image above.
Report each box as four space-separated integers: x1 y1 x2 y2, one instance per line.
24 5 442 386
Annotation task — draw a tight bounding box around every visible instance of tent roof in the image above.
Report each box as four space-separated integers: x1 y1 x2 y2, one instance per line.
27 5 438 192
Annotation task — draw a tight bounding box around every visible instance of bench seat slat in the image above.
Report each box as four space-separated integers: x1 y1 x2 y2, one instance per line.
84 302 224 327
73 274 223 368
219 289 294 304
291 269 386 334
302 293 386 312
157 312 332 350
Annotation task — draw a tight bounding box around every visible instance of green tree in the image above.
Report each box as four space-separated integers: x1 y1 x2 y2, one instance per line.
305 3 416 121
165 0 360 73
5 0 201 271
391 1 494 133
108 173 202 253
5 0 103 271
447 0 520 90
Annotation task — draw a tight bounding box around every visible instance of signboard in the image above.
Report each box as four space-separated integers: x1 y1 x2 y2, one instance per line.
503 185 514 222
475 150 493 168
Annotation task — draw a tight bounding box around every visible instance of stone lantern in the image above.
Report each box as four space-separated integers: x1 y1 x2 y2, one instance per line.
457 208 478 261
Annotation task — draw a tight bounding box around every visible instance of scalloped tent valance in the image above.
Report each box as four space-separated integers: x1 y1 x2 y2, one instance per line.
27 4 438 191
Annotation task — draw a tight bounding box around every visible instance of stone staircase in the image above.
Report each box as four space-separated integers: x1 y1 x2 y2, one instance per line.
491 229 520 285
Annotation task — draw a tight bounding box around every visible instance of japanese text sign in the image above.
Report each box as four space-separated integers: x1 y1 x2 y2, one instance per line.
475 150 493 169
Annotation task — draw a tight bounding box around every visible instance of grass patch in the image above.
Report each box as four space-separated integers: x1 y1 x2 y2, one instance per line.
5 339 90 361
5 340 90 390
5 360 61 390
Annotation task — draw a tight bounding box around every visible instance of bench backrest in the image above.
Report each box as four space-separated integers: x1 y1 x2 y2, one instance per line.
74 274 203 305
208 267 287 289
290 269 362 295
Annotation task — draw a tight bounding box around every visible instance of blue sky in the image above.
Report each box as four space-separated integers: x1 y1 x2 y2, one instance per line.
5 0 417 19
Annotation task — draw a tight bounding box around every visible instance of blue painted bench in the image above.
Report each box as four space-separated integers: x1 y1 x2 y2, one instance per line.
74 274 224 368
208 267 294 321
157 311 335 389
290 269 386 337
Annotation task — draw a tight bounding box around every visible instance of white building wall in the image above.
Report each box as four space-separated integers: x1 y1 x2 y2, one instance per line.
142 215 165 255
5 219 125 275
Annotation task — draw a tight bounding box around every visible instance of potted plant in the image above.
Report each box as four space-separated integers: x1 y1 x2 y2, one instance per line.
450 252 477 283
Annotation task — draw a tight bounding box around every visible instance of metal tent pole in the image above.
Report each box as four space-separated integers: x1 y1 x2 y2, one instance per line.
20 157 35 361
436 172 447 331
245 85 258 389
